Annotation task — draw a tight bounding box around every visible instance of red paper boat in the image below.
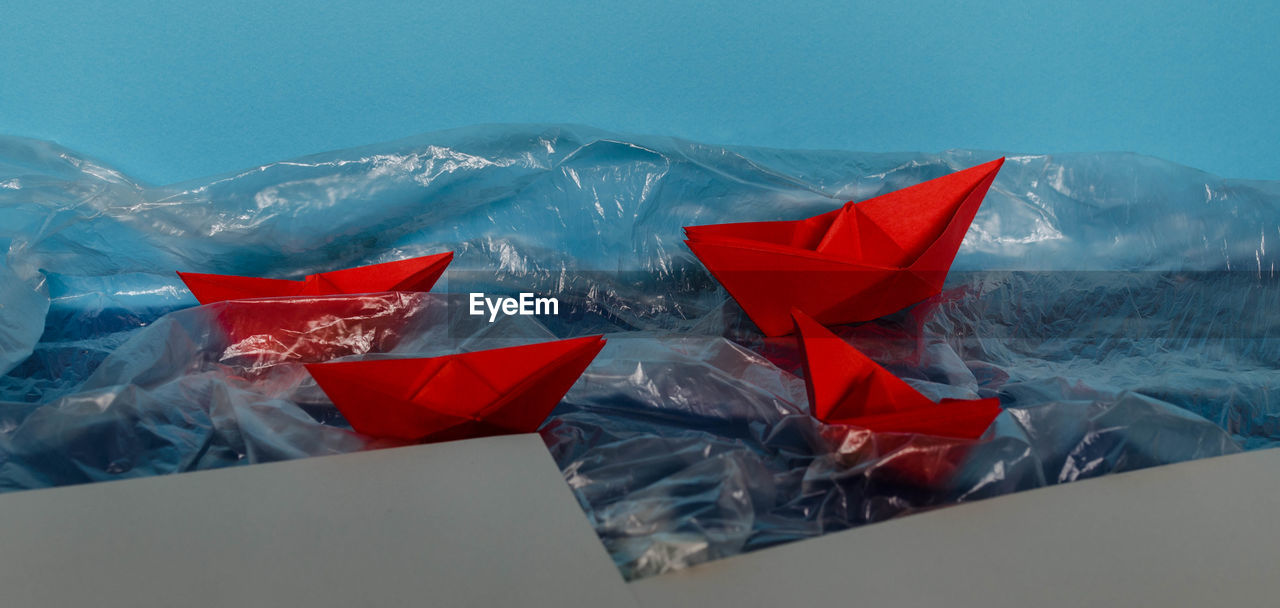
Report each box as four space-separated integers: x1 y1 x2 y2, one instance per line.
685 159 1003 336
792 309 999 439
208 293 427 372
305 335 606 442
177 251 454 305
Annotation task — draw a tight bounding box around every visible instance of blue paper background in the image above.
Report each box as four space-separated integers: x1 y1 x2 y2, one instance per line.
2 0 1278 183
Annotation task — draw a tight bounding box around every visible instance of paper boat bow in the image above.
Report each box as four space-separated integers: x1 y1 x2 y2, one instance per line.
177 251 454 304
306 335 606 442
792 309 999 439
685 159 1003 336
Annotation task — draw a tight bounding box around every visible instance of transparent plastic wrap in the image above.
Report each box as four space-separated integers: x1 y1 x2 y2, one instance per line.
1 126 1275 578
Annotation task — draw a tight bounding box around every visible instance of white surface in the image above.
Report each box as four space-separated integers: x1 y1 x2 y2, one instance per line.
630 448 1280 607
0 434 632 608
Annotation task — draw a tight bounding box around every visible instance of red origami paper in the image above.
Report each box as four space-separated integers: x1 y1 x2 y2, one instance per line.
176 253 451 371
792 309 1000 439
685 159 1004 336
209 293 427 373
820 426 984 490
306 335 606 442
177 251 454 304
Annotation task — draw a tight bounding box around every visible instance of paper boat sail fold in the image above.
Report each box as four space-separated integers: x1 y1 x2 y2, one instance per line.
792 310 999 439
685 159 1004 336
178 251 454 304
305 335 606 442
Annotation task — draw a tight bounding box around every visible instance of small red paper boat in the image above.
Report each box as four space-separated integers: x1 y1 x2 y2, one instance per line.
685 159 1003 336
177 251 454 304
209 293 427 372
792 309 999 439
305 335 606 442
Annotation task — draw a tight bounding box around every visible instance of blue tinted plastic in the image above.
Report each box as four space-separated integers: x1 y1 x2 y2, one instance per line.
1 126 1275 578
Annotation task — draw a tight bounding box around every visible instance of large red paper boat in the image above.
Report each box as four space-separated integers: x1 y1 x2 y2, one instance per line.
305 335 606 442
685 159 1003 336
792 309 1000 439
177 251 454 304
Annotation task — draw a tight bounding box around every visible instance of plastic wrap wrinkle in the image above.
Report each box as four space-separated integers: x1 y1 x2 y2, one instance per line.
1 126 1275 579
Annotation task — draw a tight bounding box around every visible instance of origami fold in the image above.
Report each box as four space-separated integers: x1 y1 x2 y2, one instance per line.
792 309 1000 439
177 251 454 304
306 335 606 442
685 159 1004 336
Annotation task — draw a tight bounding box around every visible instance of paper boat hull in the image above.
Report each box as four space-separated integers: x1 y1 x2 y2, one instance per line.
685 159 1002 335
177 253 452 368
791 308 1001 440
306 336 606 442
208 293 427 372
686 240 945 336
820 426 988 490
177 251 453 305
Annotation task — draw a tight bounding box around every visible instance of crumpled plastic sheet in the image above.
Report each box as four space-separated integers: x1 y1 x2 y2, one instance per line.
1 126 1277 579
